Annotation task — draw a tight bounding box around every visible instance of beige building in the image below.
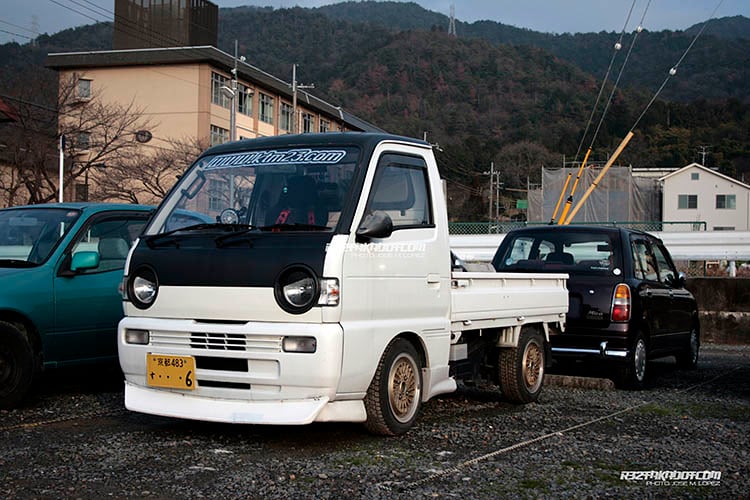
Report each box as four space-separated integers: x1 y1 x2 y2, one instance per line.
46 45 380 147
43 46 381 203
660 163 750 231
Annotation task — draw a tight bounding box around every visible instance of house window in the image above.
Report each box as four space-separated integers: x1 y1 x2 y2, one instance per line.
77 78 91 99
280 103 293 132
319 119 330 133
302 112 314 133
690 172 699 181
259 93 274 124
677 194 697 209
211 72 230 108
237 83 252 116
714 226 735 231
716 194 736 209
210 124 229 146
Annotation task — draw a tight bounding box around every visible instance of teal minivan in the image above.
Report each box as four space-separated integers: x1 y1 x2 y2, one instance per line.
0 203 153 408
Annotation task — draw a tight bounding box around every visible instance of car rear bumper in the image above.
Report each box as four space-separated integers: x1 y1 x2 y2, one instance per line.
551 341 628 359
550 326 631 362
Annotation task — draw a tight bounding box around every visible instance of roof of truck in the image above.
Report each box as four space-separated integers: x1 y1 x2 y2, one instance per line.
201 132 430 158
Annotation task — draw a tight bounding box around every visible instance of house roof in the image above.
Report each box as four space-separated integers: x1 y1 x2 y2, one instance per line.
658 162 750 190
45 45 385 133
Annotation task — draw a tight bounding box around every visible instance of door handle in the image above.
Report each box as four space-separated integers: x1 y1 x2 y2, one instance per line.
427 274 440 284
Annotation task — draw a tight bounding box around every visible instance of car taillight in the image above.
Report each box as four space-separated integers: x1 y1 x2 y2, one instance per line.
611 283 631 322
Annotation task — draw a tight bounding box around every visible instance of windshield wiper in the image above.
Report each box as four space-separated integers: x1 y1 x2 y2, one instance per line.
146 223 250 248
214 226 259 247
258 223 330 232
0 259 36 268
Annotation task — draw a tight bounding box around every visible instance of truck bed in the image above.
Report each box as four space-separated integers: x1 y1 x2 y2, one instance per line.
450 271 568 331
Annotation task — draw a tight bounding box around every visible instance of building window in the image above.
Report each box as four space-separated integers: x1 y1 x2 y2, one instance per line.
714 226 735 231
690 172 699 181
77 132 90 150
302 112 314 133
211 72 230 108
677 194 697 209
319 119 330 133
77 78 91 99
716 194 736 209
237 83 252 116
280 103 293 132
259 93 274 124
75 183 89 202
210 124 229 146
208 179 228 211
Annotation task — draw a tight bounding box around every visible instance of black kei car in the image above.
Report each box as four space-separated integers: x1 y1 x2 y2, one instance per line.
492 225 700 388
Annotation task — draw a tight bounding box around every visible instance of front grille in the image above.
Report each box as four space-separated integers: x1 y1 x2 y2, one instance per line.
191 332 246 351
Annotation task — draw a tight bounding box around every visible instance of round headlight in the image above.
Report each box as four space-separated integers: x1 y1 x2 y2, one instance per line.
274 266 318 314
128 266 159 309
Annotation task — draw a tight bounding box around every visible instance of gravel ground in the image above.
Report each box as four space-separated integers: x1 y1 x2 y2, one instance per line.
1 343 748 499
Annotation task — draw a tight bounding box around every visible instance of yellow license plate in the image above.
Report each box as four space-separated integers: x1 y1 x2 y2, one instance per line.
147 354 196 390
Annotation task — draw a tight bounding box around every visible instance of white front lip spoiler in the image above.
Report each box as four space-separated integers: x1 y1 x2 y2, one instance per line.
125 382 366 424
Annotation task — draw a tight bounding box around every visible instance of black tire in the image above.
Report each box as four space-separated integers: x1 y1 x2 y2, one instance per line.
675 326 700 370
499 327 545 403
616 333 648 389
0 321 35 410
364 338 422 436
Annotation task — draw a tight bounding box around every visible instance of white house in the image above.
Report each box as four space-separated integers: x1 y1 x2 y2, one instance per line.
660 163 750 231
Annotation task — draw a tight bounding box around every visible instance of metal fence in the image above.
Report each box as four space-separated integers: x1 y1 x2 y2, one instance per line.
448 221 707 235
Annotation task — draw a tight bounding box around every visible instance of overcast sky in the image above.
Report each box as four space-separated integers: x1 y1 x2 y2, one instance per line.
2 0 748 44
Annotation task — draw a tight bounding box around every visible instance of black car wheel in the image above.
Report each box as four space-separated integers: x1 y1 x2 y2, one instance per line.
616 333 647 390
0 321 35 410
675 326 700 370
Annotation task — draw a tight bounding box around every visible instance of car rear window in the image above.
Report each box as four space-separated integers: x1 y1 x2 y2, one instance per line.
493 231 621 276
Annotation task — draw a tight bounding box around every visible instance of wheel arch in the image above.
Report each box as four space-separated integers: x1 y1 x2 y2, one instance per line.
0 310 42 358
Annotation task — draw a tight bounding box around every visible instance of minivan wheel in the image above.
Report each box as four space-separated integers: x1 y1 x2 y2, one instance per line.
616 333 647 390
0 321 35 410
675 327 699 370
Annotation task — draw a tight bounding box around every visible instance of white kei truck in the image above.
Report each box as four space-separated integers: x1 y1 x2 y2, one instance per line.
118 133 568 435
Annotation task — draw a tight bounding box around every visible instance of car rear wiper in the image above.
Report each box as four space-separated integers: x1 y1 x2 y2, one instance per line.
146 223 251 248
0 259 36 268
258 223 330 232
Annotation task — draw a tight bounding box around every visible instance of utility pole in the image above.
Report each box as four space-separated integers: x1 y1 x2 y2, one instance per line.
291 64 314 133
448 3 456 36
697 145 710 166
220 40 240 142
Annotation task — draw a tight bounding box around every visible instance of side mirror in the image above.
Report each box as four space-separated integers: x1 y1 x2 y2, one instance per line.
70 251 100 272
356 211 393 243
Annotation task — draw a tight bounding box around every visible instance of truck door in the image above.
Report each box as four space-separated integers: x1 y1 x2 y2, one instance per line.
338 147 451 394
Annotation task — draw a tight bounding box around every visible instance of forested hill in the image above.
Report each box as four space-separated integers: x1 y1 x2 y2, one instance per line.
1 3 748 216
313 1 750 102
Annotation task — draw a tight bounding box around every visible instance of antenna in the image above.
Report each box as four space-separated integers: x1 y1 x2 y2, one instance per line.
448 4 456 37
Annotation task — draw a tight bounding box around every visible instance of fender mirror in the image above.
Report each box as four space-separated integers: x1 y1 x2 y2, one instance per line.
356 211 393 243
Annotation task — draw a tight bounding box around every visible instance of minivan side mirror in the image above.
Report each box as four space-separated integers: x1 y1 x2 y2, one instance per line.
70 251 100 272
356 211 393 243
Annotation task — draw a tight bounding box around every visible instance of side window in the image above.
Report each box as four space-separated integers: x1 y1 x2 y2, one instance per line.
365 154 432 230
651 243 676 284
71 215 147 273
632 240 657 281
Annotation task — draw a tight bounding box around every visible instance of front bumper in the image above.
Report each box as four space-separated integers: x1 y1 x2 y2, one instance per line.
118 317 357 423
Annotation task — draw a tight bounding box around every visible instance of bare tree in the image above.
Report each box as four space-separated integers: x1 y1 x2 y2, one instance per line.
92 136 208 205
0 72 155 206
493 141 558 189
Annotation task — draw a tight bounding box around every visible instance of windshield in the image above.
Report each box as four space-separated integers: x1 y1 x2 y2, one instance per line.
0 208 81 265
493 231 621 276
147 146 360 235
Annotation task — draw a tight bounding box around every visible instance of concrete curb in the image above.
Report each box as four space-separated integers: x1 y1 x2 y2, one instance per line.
544 374 616 390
